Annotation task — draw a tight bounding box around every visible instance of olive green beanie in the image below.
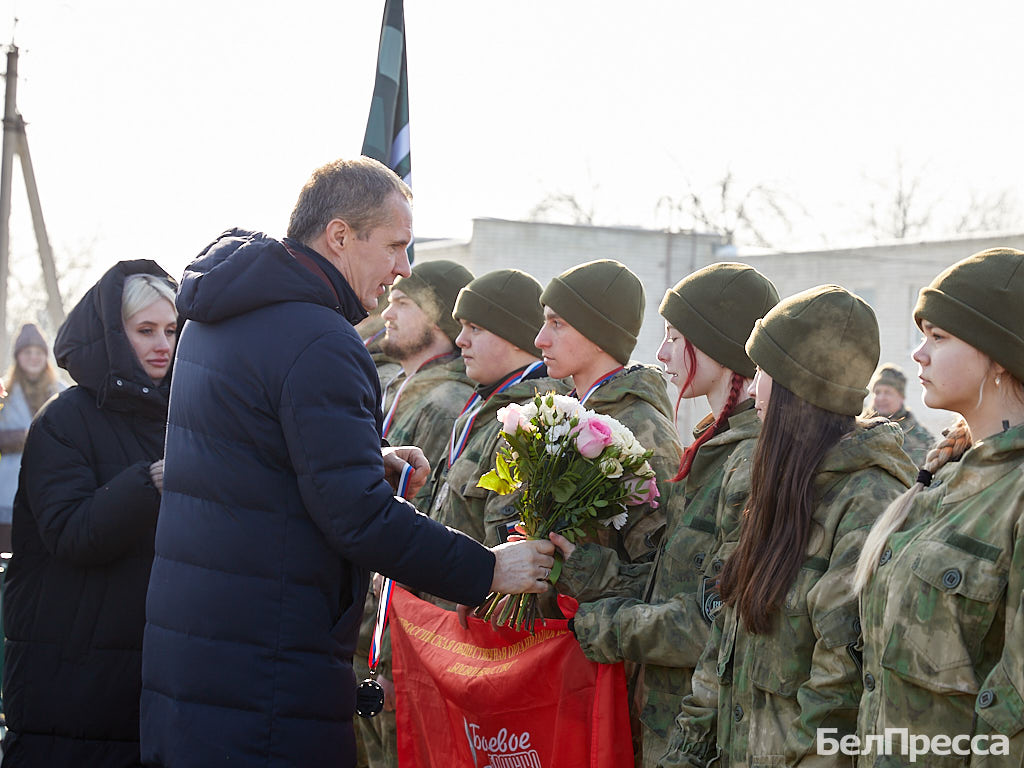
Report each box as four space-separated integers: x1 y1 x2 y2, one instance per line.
391 259 474 343
540 259 644 365
659 262 779 378
869 363 907 397
453 269 544 356
914 247 1024 383
746 285 880 416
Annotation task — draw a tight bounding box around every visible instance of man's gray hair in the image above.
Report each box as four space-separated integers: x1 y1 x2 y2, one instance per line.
286 157 412 245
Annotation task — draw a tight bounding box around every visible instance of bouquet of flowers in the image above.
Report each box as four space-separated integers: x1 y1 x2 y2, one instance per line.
475 392 659 631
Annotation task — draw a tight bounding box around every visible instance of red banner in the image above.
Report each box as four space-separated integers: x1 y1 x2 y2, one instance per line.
390 587 633 768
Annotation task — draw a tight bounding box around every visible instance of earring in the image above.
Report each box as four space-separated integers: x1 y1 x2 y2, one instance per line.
995 375 1002 387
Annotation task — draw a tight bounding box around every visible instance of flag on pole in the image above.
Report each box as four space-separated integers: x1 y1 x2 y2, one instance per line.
363 0 411 187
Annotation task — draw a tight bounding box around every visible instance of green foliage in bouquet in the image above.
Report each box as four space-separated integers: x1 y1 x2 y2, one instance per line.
475 392 660 631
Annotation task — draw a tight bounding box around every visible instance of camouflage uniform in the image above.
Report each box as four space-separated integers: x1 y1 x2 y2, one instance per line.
570 401 761 767
857 423 1024 767
556 365 683 603
381 353 474 510
660 421 916 768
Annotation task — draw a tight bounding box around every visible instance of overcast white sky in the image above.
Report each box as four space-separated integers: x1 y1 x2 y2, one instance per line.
2 0 1023 314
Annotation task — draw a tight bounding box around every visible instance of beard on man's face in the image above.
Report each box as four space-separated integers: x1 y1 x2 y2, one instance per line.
381 322 438 362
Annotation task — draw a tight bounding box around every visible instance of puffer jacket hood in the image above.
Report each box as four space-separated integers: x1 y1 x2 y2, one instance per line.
54 259 176 416
818 418 917 488
176 228 367 326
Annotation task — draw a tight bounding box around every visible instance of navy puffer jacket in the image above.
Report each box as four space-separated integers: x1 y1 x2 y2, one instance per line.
140 231 494 768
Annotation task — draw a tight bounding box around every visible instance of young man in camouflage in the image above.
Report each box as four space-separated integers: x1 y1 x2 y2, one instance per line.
865 362 937 465
534 259 682 600
426 268 567 586
354 258 474 768
376 259 476 508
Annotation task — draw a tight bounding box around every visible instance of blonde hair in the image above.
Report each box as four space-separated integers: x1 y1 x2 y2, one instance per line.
854 420 973 592
122 274 176 323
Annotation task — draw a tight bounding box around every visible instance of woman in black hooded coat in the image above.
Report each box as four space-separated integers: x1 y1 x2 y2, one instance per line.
1 260 178 768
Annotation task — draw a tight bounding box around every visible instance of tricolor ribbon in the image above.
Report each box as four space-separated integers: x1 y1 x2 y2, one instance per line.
447 361 544 468
368 461 415 673
577 366 625 405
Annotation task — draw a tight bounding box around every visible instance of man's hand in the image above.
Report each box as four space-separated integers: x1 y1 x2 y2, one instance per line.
149 459 165 493
382 446 430 499
489 539 555 594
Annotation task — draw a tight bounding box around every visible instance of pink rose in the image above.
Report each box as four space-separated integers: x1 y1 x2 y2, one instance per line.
624 476 660 508
574 417 613 459
497 403 530 434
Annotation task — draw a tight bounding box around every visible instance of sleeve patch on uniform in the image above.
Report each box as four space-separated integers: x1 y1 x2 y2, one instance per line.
699 577 722 624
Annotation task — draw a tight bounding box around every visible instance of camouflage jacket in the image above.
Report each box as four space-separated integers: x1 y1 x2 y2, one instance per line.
857 423 1024 767
556 365 683 602
381 353 474 510
572 402 761 767
661 421 915 768
890 408 937 468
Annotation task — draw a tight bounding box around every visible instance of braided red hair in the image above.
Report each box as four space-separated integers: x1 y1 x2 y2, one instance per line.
672 370 746 482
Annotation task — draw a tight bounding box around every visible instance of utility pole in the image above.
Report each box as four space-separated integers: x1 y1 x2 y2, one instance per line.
0 44 64 359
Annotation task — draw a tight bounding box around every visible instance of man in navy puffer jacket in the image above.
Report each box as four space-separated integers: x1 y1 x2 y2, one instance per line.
140 158 554 768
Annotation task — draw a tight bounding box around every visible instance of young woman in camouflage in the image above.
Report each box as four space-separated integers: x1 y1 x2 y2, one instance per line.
549 263 779 767
854 248 1024 767
660 286 916 768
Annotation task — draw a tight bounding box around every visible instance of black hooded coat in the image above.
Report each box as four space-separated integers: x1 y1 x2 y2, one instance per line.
140 230 494 768
1 260 176 768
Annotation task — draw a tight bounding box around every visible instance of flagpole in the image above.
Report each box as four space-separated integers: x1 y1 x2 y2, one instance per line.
362 0 413 260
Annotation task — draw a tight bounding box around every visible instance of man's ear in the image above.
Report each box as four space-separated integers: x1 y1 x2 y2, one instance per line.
323 218 352 257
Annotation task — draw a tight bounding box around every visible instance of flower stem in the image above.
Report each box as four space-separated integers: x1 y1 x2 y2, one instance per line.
496 593 517 627
478 592 502 622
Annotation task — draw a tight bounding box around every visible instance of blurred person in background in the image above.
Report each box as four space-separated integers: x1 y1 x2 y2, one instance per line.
866 362 937 466
1 262 177 768
0 324 65 552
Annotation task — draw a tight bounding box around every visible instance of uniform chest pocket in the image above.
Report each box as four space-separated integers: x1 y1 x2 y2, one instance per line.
883 540 1006 693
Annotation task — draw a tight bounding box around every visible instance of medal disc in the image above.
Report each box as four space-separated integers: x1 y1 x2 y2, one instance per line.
355 678 385 718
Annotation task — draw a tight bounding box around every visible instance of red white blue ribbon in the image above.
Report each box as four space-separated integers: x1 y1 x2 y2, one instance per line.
368 576 395 673
577 365 625 405
447 361 544 467
368 461 415 673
